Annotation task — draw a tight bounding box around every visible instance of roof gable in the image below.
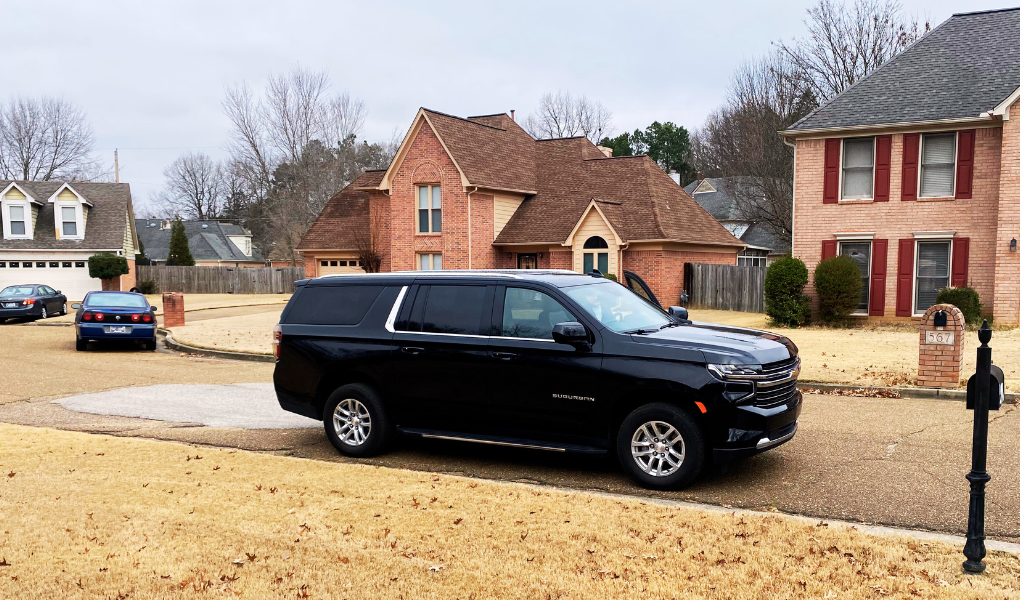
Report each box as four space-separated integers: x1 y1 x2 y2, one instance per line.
46 182 93 207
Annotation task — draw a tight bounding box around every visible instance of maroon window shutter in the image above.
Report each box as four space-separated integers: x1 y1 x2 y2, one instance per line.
896 239 915 316
823 139 840 203
821 240 837 260
874 136 892 202
952 237 970 287
902 133 920 201
869 239 888 316
955 130 976 199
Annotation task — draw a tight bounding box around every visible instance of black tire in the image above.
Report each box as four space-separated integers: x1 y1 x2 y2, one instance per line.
616 402 706 490
144 339 157 351
75 338 87 351
322 383 393 458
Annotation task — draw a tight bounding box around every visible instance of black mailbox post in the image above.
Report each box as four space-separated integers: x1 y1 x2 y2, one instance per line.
963 321 997 574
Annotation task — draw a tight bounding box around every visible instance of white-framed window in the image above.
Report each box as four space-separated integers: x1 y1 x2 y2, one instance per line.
919 132 957 198
841 137 875 200
914 240 952 315
838 241 872 314
7 204 28 237
419 253 442 270
417 185 441 234
737 248 768 267
60 206 78 237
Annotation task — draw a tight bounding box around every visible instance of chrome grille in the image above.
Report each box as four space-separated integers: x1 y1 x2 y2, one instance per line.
753 358 800 408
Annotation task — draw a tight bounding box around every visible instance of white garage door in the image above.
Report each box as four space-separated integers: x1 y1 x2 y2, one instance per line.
0 259 100 301
316 258 365 276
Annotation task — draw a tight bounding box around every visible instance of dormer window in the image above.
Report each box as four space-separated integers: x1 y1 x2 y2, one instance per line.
9 205 26 236
61 207 78 237
1 182 36 240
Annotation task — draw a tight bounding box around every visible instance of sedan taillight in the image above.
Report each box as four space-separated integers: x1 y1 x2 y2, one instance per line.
273 324 282 359
94 313 105 321
21 299 35 306
82 312 93 321
131 314 141 322
142 313 153 323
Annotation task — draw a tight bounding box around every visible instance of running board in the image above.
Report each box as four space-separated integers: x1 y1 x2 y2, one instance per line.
398 427 607 455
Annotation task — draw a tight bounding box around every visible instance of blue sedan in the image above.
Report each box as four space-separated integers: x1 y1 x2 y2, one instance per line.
72 291 158 351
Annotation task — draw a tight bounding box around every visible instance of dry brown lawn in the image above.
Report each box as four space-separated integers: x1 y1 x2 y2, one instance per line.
170 310 281 355
1 423 1018 599
49 294 291 323
695 309 1020 392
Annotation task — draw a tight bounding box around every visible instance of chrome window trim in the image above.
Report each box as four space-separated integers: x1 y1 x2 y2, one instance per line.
384 286 408 333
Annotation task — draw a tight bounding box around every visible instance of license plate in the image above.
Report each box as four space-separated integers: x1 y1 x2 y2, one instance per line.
2 303 15 308
108 326 128 334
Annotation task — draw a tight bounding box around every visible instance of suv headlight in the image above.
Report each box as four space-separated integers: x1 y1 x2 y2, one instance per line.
708 364 763 380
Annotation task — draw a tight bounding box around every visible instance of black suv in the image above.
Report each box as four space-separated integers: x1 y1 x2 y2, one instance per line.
273 270 801 490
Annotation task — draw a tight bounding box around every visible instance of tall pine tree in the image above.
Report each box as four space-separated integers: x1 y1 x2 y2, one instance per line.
166 216 195 266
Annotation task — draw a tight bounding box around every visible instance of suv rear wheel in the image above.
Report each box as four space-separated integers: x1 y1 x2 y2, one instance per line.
323 384 393 458
617 403 705 490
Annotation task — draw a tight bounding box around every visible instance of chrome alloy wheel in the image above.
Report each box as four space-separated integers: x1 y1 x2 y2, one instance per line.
631 420 685 477
332 398 372 446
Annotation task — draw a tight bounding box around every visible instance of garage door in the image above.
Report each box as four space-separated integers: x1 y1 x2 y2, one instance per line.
316 258 365 277
0 260 100 301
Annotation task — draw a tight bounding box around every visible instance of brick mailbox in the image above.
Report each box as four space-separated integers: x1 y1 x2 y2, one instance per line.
162 292 185 329
918 303 965 389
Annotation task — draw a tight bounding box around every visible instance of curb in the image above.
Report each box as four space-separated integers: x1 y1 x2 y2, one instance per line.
159 329 274 363
152 301 288 318
800 381 1020 403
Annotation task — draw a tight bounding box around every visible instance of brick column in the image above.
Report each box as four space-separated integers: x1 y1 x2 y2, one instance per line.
917 303 965 389
162 292 185 329
994 103 1020 323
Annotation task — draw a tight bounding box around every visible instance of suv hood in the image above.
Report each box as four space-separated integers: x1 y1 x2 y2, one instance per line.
629 321 797 365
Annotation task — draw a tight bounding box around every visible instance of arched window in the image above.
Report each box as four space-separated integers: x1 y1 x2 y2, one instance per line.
583 236 609 249
582 236 609 273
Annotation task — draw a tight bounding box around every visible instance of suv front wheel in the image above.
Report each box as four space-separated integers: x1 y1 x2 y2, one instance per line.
617 403 705 490
323 383 393 458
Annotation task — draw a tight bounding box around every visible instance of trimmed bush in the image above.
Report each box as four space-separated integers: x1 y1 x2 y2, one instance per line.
764 255 810 327
137 279 159 295
935 286 985 327
814 255 862 324
603 273 618 282
88 253 129 281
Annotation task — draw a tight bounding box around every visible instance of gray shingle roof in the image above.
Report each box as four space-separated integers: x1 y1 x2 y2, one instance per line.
136 219 263 263
788 8 1020 132
683 177 790 254
0 181 134 250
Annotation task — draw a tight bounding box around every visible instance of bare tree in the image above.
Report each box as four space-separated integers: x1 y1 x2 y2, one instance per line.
353 210 387 273
0 96 106 181
777 0 929 101
153 151 224 220
523 92 612 144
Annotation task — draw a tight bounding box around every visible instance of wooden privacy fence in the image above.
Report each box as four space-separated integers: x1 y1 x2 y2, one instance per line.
684 263 767 313
136 266 305 294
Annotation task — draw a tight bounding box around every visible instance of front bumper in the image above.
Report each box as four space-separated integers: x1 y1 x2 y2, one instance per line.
712 389 802 463
77 323 157 340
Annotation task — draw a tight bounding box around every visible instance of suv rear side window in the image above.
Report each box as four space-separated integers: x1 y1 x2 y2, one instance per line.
421 285 489 335
286 286 384 325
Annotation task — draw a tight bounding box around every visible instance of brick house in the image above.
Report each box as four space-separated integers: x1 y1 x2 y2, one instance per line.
783 8 1020 323
298 108 743 305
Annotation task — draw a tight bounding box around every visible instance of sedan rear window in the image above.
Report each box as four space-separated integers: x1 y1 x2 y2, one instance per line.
1 286 35 298
85 293 150 308
285 286 384 325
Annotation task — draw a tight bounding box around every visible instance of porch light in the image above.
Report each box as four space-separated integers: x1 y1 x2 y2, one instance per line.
1011 238 1017 253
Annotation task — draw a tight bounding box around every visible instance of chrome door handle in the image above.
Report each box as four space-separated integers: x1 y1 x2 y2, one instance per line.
401 346 424 355
491 351 517 360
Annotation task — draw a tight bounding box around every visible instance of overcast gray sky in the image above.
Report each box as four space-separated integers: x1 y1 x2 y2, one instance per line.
2 0 1001 211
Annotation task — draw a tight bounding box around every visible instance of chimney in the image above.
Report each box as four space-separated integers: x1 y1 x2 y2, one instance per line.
596 145 613 158
510 110 515 121
669 172 681 184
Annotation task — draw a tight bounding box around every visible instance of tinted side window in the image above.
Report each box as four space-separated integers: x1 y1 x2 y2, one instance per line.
421 285 488 335
501 287 576 340
285 286 384 325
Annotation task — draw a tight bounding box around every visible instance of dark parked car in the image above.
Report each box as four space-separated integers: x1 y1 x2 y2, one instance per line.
273 270 801 490
72 291 158 351
0 284 67 321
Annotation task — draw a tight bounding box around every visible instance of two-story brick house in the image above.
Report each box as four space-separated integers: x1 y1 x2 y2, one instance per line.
784 8 1020 322
298 108 744 305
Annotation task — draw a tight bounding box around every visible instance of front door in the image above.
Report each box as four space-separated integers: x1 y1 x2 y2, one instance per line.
517 253 537 270
481 285 607 445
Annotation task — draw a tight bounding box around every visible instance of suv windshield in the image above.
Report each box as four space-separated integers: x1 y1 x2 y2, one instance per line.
564 281 672 333
85 293 149 308
1 286 35 298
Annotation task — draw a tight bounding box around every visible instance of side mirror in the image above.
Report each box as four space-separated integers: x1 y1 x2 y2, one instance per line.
151 305 157 311
552 322 590 350
55 290 62 295
71 303 81 309
668 306 689 321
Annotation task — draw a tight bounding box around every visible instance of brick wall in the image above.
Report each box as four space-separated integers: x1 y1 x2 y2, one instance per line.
550 251 572 270
303 256 316 279
917 304 965 389
121 258 136 291
994 102 1020 322
793 128 1002 318
623 249 736 307
469 192 498 268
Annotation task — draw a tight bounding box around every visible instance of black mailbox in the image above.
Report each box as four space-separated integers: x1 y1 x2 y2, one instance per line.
933 309 948 328
967 364 1004 411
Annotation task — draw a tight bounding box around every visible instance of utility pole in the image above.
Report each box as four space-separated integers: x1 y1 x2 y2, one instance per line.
114 149 120 183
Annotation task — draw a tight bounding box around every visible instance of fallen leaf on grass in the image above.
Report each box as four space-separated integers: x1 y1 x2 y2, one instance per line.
0 558 10 567
429 565 444 572
6 472 14 478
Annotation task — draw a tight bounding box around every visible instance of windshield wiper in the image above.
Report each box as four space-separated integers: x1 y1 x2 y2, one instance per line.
659 322 682 329
623 327 659 335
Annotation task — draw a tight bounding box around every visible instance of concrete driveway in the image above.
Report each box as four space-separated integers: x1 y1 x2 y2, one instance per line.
2 324 1018 542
